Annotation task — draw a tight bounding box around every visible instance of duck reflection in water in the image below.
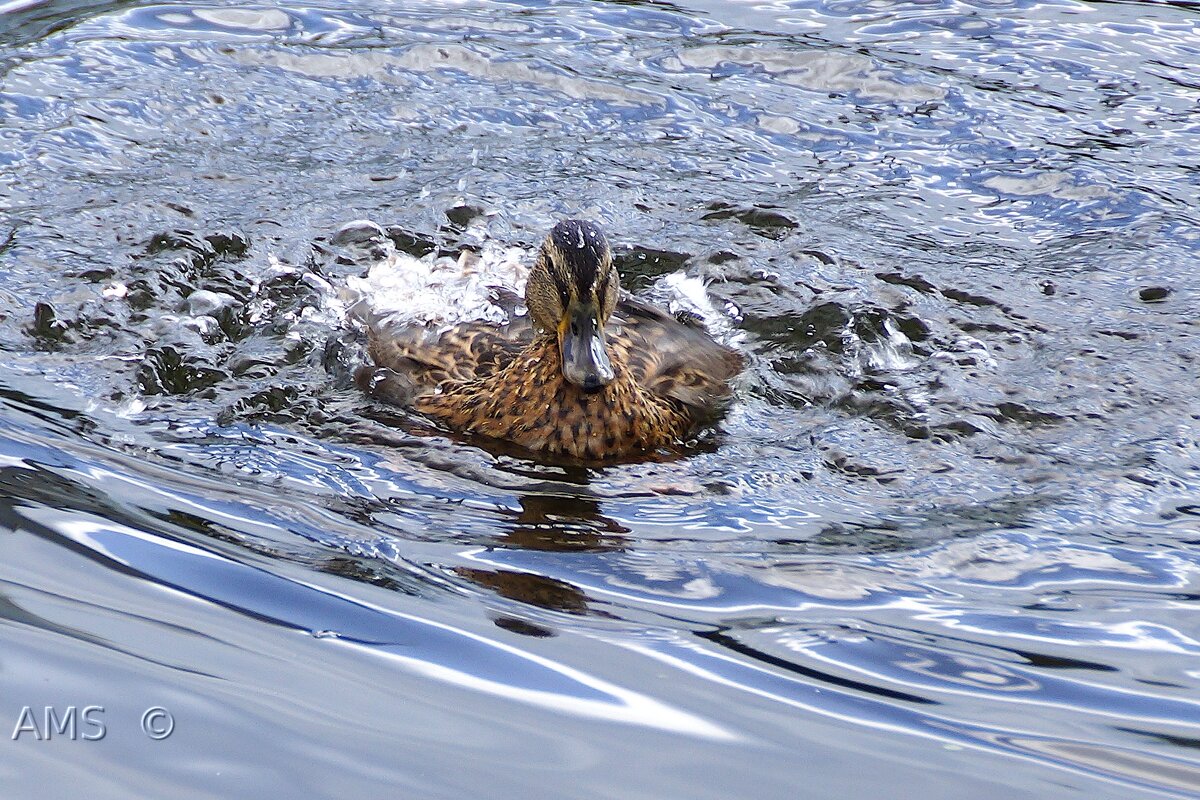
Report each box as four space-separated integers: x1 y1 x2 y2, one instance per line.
456 490 628 619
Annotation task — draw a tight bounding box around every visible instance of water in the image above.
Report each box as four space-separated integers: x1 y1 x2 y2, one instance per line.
1 0 1198 796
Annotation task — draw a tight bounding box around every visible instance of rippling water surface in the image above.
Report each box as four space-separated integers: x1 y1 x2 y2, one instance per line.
2 0 1199 796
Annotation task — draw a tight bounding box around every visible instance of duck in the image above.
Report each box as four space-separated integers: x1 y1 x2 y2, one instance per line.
357 219 743 461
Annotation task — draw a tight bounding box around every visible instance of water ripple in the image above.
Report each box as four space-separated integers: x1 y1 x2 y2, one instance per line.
2 0 1199 796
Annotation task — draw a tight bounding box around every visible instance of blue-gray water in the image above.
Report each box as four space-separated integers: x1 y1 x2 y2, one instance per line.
1 0 1199 797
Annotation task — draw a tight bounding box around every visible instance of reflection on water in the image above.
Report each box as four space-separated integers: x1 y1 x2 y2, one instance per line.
496 493 630 553
1 0 1199 797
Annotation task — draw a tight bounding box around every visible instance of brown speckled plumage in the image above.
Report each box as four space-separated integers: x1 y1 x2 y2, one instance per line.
361 220 742 460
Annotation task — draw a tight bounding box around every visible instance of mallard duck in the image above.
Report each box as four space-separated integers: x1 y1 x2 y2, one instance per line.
358 219 743 460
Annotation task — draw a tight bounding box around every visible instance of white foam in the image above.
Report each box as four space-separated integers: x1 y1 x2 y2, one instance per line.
345 239 529 332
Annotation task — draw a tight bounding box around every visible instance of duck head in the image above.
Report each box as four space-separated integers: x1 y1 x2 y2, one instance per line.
526 219 620 393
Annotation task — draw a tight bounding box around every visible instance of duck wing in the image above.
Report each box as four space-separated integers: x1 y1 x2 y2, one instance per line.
611 297 743 417
366 313 533 395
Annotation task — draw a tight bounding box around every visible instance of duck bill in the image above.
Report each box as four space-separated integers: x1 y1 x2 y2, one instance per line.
558 304 614 392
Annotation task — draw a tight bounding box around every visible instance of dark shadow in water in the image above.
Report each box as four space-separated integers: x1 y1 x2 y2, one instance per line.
496 489 629 553
490 615 557 638
0 0 139 48
454 486 626 619
1008 646 1119 673
0 581 224 679
317 555 409 593
0 384 87 429
698 629 938 706
1116 728 1200 752
456 568 590 614
0 465 139 535
0 509 226 680
0 587 110 648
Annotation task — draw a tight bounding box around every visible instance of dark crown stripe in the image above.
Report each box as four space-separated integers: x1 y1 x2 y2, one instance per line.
550 219 608 294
